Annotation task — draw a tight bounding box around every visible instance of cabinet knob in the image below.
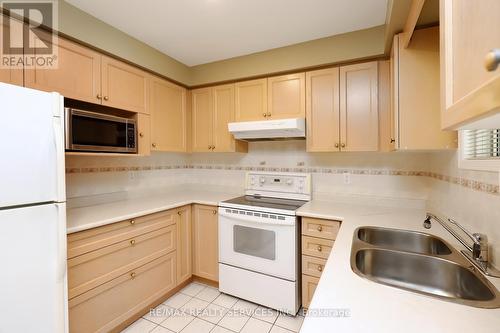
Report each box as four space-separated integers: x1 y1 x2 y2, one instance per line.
334 143 339 148
130 239 136 246
317 225 323 232
152 143 157 148
390 138 395 143
263 113 267 117
96 94 102 100
139 132 144 138
267 112 271 117
130 219 135 225
341 143 346 148
103 96 109 101
317 245 322 252
177 211 182 215
212 210 217 215
485 49 500 71
317 265 323 272
130 272 136 279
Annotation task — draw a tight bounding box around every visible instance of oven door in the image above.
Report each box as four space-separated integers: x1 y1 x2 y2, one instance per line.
65 108 137 153
218 207 297 281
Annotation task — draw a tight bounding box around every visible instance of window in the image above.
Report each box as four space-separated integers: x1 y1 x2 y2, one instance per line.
459 129 500 171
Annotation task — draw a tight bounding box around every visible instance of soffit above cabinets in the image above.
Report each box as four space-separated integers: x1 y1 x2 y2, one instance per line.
65 0 388 66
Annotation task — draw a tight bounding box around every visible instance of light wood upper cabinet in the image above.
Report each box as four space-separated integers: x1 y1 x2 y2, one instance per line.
24 32 101 103
393 27 457 150
101 56 149 114
191 87 213 152
176 206 192 284
213 84 236 152
339 61 379 152
192 85 247 153
0 15 23 86
440 0 500 129
268 73 305 119
192 204 219 282
306 68 340 152
135 113 151 156
150 76 187 152
235 78 268 121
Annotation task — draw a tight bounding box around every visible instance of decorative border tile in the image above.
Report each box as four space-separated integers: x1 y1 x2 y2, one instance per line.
65 164 499 196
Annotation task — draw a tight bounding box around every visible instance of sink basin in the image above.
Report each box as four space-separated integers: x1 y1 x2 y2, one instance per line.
357 227 452 255
353 249 497 306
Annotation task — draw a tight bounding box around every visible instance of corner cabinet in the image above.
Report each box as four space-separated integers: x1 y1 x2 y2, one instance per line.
392 27 457 150
440 0 500 129
306 62 379 152
192 85 248 153
192 204 219 282
149 76 187 152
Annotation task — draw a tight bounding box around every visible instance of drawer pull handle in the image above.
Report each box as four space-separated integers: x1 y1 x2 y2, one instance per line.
130 272 136 279
317 265 323 272
317 225 323 232
317 245 322 252
130 220 135 225
130 239 136 246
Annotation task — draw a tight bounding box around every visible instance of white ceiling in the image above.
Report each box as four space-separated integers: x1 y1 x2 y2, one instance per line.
66 0 388 66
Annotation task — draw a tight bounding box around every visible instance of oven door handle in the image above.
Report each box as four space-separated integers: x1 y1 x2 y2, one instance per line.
218 210 295 226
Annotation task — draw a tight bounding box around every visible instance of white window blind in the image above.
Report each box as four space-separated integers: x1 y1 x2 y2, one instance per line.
463 129 500 159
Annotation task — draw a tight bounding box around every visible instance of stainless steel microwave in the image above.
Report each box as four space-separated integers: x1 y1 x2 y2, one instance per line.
64 108 137 154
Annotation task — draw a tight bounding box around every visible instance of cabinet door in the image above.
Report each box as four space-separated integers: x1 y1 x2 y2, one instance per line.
397 28 457 150
268 73 305 119
0 15 23 86
191 88 213 152
150 77 187 152
192 205 218 282
235 78 267 121
213 84 236 152
339 62 379 152
176 206 192 284
136 113 151 156
306 68 340 152
302 274 319 308
101 56 149 113
24 31 101 103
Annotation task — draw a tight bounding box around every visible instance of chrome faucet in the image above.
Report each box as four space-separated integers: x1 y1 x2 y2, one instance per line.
424 212 500 277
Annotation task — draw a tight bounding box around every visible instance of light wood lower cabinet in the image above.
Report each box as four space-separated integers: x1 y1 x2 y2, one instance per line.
192 204 219 282
176 206 192 284
301 217 341 309
69 253 176 333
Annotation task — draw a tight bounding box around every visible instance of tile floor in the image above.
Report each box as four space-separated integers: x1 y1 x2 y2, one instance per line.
121 282 305 333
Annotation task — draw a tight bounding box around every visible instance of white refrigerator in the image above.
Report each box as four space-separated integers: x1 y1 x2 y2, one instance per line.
0 83 68 333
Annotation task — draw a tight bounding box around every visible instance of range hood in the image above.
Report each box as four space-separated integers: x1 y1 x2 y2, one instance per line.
228 118 306 141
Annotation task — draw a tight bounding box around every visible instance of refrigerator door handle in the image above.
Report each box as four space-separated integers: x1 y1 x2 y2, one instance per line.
52 95 66 202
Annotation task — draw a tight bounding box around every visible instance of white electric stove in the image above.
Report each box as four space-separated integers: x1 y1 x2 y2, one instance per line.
218 172 311 314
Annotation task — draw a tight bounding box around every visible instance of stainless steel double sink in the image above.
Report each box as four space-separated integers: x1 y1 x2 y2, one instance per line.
351 226 500 308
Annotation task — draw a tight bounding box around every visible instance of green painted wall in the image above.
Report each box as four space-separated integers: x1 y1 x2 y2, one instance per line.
57 1 392 87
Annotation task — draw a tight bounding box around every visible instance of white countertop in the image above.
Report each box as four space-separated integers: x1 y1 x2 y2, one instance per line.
66 185 241 234
296 199 500 333
67 189 500 332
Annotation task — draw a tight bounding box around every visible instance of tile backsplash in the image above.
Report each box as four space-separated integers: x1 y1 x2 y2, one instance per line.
65 141 500 264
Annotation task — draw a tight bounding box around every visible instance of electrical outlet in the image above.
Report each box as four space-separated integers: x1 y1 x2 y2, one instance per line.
343 172 351 185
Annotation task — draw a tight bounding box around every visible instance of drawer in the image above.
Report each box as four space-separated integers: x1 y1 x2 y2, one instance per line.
69 252 176 333
302 274 320 309
68 209 176 259
301 217 340 240
68 225 176 299
302 255 327 278
301 236 333 259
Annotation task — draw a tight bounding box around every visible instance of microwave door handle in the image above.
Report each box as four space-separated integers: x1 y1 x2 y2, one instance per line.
218 210 294 226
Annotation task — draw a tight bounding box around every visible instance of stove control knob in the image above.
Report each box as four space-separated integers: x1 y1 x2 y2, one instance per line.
286 179 293 185
259 177 266 184
250 176 256 185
